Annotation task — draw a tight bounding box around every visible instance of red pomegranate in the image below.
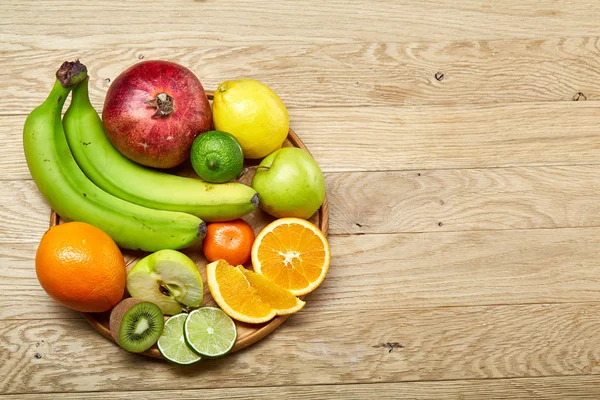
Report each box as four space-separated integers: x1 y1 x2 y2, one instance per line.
102 60 213 169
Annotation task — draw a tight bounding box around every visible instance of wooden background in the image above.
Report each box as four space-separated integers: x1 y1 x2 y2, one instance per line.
3 1 600 398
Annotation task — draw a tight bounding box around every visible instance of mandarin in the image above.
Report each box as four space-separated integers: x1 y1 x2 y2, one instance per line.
202 219 255 265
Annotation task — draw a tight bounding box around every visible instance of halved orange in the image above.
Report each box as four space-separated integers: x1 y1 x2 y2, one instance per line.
206 260 305 324
251 218 331 296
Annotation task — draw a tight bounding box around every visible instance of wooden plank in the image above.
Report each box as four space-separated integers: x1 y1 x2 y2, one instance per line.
3 303 600 393
2 37 600 114
3 1 600 50
5 226 600 319
291 102 600 173
0 181 49 244
6 101 600 178
5 164 600 241
314 227 600 310
6 376 600 399
328 165 600 234
0 242 78 320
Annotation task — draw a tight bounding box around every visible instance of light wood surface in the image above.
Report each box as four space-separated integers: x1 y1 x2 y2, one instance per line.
3 37 600 114
4 0 600 50
3 1 600 398
5 376 600 400
4 303 600 394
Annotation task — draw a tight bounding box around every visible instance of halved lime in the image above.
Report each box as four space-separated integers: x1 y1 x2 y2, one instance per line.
184 307 237 357
157 313 202 365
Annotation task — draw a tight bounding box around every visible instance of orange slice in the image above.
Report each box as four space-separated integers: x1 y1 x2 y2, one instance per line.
206 260 305 324
251 217 331 296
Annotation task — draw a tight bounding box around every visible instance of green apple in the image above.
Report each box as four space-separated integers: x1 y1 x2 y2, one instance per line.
251 147 325 219
127 250 203 315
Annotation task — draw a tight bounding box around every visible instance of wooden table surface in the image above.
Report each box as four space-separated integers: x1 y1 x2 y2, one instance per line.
3 1 600 398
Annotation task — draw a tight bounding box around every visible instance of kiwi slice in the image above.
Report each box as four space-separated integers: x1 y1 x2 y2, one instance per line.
109 298 164 353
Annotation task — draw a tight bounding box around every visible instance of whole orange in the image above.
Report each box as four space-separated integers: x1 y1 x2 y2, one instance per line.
35 222 126 313
203 219 255 265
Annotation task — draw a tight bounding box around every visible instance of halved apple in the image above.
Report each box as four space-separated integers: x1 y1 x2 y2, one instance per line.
126 250 203 315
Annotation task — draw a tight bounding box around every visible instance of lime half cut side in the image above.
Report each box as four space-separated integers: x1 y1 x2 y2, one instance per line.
184 307 237 357
157 313 202 365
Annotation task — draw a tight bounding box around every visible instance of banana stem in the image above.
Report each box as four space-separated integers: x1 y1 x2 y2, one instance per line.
55 60 88 88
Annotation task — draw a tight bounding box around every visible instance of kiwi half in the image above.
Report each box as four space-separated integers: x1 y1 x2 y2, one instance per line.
109 297 164 353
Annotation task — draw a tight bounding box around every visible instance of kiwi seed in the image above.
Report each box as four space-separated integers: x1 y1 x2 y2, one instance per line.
109 297 164 353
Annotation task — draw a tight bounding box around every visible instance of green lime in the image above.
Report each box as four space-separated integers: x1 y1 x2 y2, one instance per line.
190 131 244 183
157 313 202 365
184 307 237 357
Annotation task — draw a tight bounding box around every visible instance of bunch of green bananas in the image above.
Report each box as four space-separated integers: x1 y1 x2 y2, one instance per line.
23 61 258 252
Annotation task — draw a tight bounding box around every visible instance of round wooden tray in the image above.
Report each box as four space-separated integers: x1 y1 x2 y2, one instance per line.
49 91 329 359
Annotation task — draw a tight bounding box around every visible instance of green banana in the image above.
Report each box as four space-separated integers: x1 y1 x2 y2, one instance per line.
23 61 206 252
63 78 259 222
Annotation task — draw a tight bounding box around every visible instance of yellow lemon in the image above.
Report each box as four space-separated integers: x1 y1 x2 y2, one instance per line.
212 79 289 159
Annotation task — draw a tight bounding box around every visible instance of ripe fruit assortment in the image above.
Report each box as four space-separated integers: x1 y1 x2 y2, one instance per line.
23 63 205 252
64 78 258 223
25 59 331 364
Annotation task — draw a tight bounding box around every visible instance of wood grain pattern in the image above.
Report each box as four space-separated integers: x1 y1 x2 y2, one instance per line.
0 242 77 321
2 36 600 114
5 101 600 179
3 0 600 51
328 165 600 234
5 226 600 320
292 102 600 173
6 376 600 400
0 181 50 243
3 303 600 393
